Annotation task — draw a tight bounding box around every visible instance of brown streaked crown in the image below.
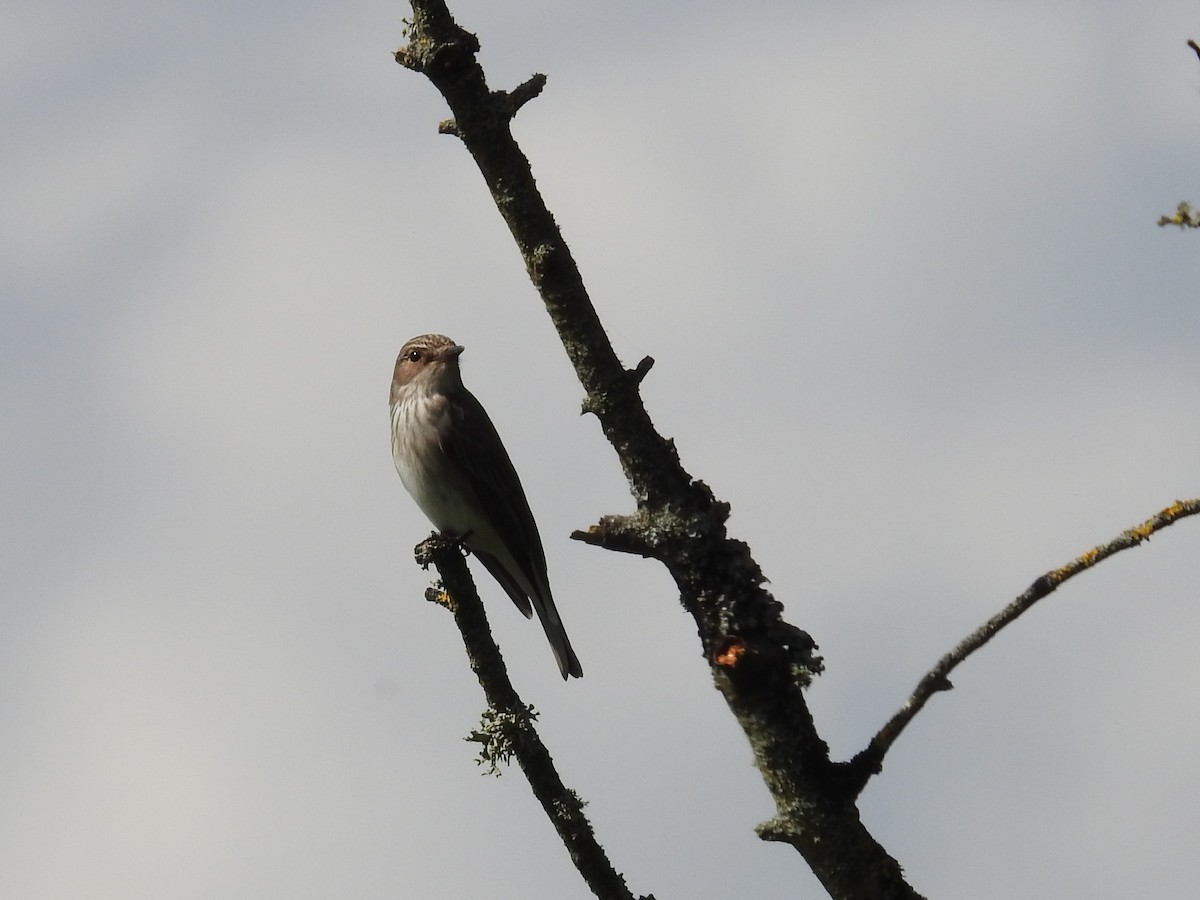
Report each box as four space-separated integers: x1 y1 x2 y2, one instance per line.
391 333 464 397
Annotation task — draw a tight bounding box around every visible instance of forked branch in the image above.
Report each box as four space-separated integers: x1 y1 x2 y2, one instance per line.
395 4 920 898
396 3 1197 897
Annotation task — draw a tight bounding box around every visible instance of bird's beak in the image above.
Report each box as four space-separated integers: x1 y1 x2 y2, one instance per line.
442 344 465 361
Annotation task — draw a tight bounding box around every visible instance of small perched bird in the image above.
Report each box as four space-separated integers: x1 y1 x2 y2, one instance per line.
389 334 583 679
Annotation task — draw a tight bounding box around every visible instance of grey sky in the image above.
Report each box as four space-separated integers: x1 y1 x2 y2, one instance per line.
3 1 1199 897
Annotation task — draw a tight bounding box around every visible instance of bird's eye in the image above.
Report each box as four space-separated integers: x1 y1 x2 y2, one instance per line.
407 349 422 362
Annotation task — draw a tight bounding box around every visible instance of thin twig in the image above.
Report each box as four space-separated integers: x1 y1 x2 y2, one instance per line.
848 499 1200 786
1156 41 1200 228
414 536 644 900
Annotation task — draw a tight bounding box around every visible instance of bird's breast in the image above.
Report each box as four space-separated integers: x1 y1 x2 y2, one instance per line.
391 394 474 535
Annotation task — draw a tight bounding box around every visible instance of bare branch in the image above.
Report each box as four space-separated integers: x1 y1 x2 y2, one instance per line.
396 3 924 897
498 73 547 117
630 355 655 385
395 3 1195 896
414 536 645 900
849 498 1200 786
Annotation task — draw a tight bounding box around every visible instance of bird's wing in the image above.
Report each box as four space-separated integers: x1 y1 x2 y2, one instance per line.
471 550 533 619
440 388 551 609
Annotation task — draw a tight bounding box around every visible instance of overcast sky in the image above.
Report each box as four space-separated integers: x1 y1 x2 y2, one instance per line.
4 1 1199 897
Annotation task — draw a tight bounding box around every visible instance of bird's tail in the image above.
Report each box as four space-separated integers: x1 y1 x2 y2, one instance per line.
474 549 583 678
532 593 583 680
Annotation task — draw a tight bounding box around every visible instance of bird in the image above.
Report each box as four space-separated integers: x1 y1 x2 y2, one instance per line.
389 333 583 679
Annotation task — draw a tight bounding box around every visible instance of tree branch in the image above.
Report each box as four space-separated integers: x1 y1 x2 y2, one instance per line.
1157 41 1200 228
395 3 925 897
396 4 1196 897
848 498 1200 787
414 536 645 900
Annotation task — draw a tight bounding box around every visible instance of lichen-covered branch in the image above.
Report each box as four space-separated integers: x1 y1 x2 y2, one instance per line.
1157 200 1200 229
395 6 1198 896
849 498 1200 786
414 536 644 900
395 4 925 897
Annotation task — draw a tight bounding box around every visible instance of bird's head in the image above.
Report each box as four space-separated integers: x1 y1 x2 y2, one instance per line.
391 333 465 404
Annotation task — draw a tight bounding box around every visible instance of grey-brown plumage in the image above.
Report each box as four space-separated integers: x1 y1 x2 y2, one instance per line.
390 334 582 679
